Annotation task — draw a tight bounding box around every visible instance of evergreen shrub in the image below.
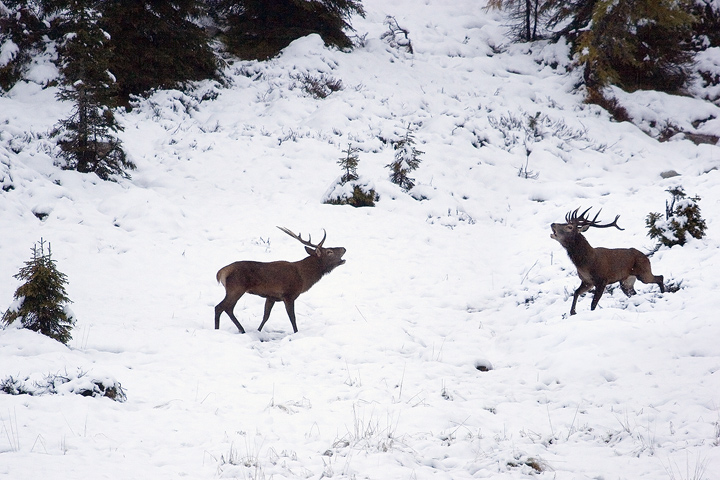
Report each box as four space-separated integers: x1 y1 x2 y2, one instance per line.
646 187 707 248
2 239 75 345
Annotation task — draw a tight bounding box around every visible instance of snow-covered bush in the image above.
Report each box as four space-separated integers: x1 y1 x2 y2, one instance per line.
323 144 378 207
324 180 379 207
646 187 707 248
0 369 126 402
693 46 720 104
381 16 413 54
1 159 13 192
292 72 343 99
488 111 595 149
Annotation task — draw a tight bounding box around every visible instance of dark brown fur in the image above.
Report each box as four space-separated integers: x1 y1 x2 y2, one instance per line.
214 228 346 333
551 208 664 315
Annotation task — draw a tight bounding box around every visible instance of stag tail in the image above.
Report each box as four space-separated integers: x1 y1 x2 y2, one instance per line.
216 265 232 287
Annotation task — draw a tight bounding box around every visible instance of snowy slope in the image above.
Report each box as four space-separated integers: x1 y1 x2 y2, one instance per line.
2 1 720 478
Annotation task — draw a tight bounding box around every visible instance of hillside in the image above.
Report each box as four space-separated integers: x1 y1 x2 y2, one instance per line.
2 1 720 478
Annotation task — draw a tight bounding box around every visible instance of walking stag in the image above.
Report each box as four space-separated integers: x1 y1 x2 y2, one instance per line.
215 227 346 333
550 208 664 315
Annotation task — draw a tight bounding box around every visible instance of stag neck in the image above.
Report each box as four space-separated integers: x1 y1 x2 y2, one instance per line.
296 255 325 292
564 231 595 266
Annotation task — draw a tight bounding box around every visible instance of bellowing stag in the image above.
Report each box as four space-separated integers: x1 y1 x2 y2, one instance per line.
551 208 664 315
215 227 346 333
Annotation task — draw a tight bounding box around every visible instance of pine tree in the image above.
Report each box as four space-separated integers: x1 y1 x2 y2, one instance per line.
100 0 218 101
486 0 552 41
54 0 134 180
2 239 75 345
0 0 48 91
575 0 695 92
387 126 423 192
210 0 365 60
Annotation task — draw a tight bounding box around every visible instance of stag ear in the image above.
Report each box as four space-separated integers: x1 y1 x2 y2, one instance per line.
306 246 318 256
578 224 591 232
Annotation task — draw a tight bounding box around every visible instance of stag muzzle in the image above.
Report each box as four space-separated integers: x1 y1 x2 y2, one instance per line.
339 249 347 265
326 247 346 270
550 223 561 241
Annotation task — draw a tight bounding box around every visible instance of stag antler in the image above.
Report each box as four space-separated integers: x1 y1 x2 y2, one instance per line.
566 207 624 230
277 226 327 248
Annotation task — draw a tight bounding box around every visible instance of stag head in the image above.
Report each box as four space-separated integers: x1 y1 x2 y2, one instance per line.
277 226 346 273
550 207 623 248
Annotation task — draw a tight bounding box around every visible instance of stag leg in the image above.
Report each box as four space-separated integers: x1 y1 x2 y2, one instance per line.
620 276 637 296
590 281 607 311
283 300 298 333
227 311 246 334
258 298 276 332
570 281 593 315
637 272 665 293
214 304 223 329
631 254 665 293
215 300 245 333
215 294 246 333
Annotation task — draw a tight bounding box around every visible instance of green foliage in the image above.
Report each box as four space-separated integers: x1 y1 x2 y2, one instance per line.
576 0 695 92
324 144 377 207
1 1 217 99
0 2 49 91
491 0 700 93
2 239 75 345
100 0 218 101
690 0 720 49
387 126 423 192
325 184 379 207
545 0 596 41
53 0 134 180
646 187 707 248
691 2 720 101
212 0 365 60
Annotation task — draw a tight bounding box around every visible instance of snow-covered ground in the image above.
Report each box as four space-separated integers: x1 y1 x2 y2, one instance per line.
2 1 720 478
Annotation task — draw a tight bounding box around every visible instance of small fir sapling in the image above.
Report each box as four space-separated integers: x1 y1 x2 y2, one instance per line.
2 239 76 345
339 142 360 184
387 126 423 192
646 187 707 248
324 143 378 207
